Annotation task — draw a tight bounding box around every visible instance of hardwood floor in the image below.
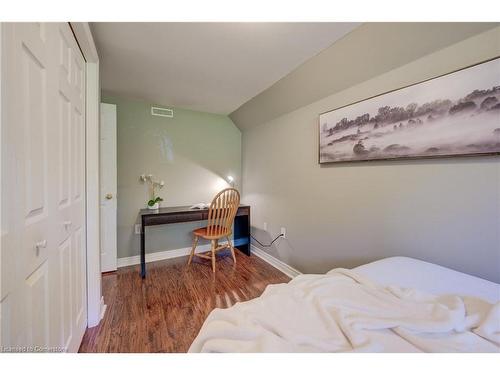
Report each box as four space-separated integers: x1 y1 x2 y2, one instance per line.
79 250 290 352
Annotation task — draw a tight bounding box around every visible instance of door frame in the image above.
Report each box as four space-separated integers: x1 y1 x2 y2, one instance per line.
0 25 3 345
70 23 104 328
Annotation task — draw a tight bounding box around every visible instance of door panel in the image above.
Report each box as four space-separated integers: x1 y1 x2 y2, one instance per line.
57 92 71 209
58 237 72 348
19 25 51 280
73 51 84 102
0 295 11 347
22 45 48 224
73 227 84 325
25 261 49 347
1 22 87 352
73 107 83 201
58 28 71 84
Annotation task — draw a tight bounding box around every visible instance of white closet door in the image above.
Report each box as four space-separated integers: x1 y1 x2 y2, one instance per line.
1 22 87 353
55 22 87 353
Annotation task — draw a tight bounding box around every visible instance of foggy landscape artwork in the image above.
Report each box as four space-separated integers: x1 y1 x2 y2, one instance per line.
319 58 500 163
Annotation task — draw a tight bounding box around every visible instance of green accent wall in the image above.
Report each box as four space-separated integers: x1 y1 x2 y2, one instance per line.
102 95 241 259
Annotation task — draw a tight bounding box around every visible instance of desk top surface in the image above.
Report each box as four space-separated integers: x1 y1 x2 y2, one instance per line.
139 204 249 216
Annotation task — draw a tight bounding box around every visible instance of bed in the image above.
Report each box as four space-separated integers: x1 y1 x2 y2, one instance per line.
354 257 499 304
189 257 500 353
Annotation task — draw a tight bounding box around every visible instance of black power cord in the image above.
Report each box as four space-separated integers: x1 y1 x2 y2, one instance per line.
250 234 284 247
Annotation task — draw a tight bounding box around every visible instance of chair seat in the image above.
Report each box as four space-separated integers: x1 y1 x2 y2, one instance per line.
193 226 231 239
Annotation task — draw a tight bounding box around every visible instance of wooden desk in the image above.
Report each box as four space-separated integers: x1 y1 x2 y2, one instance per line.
139 205 250 278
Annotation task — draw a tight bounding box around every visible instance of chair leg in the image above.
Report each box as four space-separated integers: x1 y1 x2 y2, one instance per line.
187 235 199 265
227 236 236 264
211 239 216 273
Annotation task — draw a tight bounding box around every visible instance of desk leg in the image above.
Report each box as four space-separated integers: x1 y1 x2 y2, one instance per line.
233 211 250 256
140 223 146 278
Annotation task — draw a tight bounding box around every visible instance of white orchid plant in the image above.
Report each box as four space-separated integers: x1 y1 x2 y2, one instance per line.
140 174 165 208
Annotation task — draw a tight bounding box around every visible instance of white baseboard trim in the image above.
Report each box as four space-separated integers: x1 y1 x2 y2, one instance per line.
117 242 227 268
99 296 107 321
250 245 302 278
117 243 302 279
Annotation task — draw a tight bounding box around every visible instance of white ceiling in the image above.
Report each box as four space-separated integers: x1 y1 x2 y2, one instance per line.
91 22 360 114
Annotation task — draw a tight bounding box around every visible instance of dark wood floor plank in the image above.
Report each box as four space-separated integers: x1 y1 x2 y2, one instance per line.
79 251 290 353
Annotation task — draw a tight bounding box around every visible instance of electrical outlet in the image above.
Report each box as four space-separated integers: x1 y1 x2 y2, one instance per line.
280 227 286 239
263 222 268 231
135 224 141 234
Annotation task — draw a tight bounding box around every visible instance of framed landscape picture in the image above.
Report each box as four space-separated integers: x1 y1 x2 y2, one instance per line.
319 57 500 164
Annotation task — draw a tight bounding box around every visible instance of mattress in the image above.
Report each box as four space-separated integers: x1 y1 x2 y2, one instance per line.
190 256 500 352
353 256 500 304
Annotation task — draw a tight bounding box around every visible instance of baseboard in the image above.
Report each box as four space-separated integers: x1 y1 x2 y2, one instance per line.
250 245 302 278
117 242 227 268
117 243 302 279
99 296 107 321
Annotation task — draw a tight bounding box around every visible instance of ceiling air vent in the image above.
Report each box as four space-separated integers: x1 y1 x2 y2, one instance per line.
151 106 174 118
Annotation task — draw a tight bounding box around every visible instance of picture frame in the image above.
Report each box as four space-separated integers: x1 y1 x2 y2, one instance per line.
318 57 500 164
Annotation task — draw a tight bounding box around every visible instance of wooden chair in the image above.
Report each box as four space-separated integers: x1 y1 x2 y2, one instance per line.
187 188 241 272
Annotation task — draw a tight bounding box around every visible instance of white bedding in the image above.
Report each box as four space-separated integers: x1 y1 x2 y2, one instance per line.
189 257 500 353
354 257 500 304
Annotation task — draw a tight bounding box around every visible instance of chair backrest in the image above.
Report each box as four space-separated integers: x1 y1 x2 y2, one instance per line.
206 188 240 237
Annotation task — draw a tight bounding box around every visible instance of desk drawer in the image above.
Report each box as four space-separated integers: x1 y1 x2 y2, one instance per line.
144 212 204 226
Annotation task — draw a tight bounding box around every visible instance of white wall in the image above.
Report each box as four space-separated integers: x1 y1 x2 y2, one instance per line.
241 26 500 282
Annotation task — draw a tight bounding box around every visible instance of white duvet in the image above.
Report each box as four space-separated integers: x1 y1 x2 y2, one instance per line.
189 269 500 352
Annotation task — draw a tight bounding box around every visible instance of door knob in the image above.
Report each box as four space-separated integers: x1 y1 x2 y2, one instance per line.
35 240 47 250
34 239 47 256
105 193 113 200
